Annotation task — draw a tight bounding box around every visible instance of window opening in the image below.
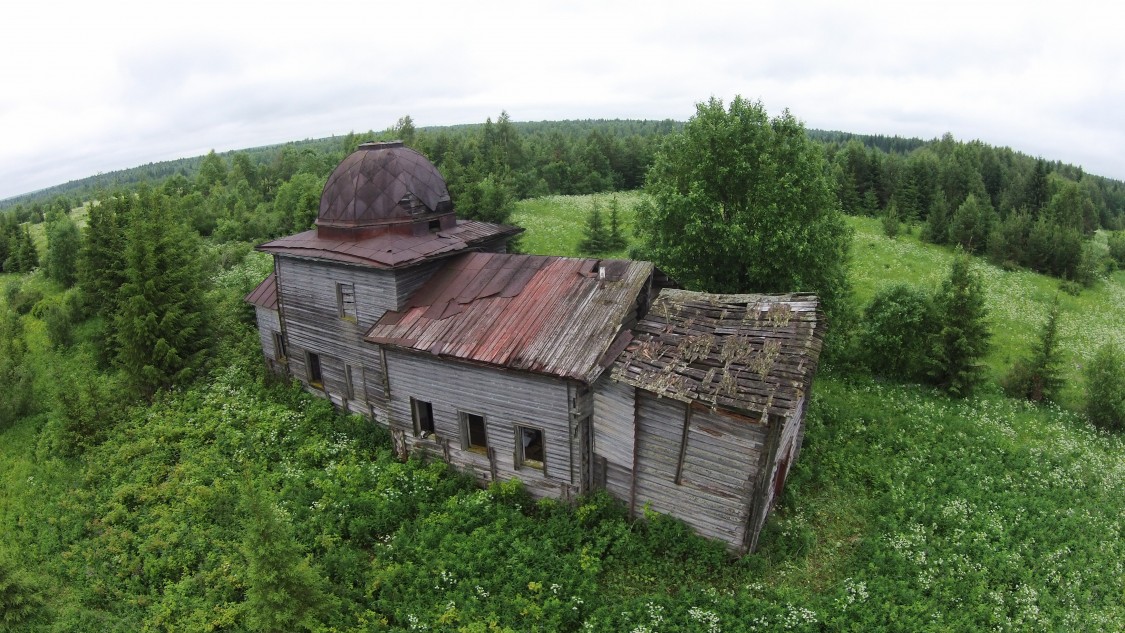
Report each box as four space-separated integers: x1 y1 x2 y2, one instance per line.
462 412 488 451
273 331 287 361
336 282 357 321
428 219 441 232
517 426 545 470
345 364 356 399
306 352 322 386
411 398 435 437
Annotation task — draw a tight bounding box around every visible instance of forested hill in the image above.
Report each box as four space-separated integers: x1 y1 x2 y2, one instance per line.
4 116 1124 225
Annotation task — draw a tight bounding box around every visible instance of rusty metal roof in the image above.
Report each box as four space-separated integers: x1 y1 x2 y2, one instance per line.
244 272 278 310
367 252 654 382
255 221 522 269
319 141 452 229
611 289 824 419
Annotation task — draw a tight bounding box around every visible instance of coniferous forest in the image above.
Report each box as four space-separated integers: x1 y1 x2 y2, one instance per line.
2 107 1124 631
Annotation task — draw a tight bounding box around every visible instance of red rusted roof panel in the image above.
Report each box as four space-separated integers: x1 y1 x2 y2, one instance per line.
367 252 654 382
244 272 278 310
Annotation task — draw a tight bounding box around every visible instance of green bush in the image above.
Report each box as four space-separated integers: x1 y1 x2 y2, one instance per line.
859 284 936 381
1108 231 1125 268
1085 343 1125 431
0 555 44 632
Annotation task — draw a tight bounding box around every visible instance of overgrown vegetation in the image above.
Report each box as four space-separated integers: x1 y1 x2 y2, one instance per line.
2 109 1124 631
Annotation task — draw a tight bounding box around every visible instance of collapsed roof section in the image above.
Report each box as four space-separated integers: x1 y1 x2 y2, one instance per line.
611 288 824 420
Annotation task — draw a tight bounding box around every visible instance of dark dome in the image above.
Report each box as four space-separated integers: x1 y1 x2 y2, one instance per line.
318 141 453 230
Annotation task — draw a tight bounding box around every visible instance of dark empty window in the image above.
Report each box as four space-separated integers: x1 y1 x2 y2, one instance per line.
411 398 435 436
336 282 357 321
517 426 544 470
462 412 488 451
306 352 322 386
428 219 441 232
273 331 287 361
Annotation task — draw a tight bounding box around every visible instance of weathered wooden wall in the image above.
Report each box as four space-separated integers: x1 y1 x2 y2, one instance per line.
592 380 770 551
745 397 806 551
254 305 280 359
276 256 444 416
592 377 635 502
383 349 583 499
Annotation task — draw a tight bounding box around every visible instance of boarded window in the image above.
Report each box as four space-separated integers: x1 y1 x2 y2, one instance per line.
273 331 287 361
461 412 488 451
306 352 322 386
336 282 357 321
411 398 435 436
516 426 544 470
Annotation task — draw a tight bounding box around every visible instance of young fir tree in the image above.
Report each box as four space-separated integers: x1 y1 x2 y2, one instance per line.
114 187 209 399
241 481 331 633
928 252 991 396
0 311 35 429
4 226 39 273
921 190 950 244
607 195 627 251
0 555 44 632
579 197 610 255
45 212 81 287
882 199 901 238
1003 297 1064 402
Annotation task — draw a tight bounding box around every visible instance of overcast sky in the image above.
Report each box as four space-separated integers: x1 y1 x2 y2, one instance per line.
2 0 1123 201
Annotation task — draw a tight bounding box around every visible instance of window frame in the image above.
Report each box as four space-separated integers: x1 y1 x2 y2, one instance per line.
344 363 356 400
336 281 357 322
306 351 323 387
460 411 488 453
272 331 287 362
515 425 546 472
411 397 435 437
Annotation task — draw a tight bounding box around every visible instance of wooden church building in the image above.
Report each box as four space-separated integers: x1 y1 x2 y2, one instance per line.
245 141 825 553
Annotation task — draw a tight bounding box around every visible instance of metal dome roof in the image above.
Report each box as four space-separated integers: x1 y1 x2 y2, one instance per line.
318 141 452 230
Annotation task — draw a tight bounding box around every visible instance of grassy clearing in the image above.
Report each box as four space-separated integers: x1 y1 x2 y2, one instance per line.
511 191 642 258
849 217 1125 407
25 204 89 257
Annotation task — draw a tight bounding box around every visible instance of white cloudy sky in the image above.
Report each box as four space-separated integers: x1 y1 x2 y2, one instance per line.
2 0 1123 200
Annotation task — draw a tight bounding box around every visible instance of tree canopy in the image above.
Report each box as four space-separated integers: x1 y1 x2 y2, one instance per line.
636 96 852 325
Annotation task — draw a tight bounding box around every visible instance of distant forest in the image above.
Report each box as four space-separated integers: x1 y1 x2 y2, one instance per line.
3 114 1124 283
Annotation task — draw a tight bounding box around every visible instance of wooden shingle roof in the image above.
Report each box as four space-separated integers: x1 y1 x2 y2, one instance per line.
611 289 824 419
367 252 653 383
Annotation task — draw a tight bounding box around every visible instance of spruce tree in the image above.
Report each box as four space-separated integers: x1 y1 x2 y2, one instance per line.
921 190 950 244
114 187 209 399
578 197 610 255
928 253 991 396
0 312 35 429
5 227 39 273
45 213 81 287
607 195 627 251
0 555 43 632
241 481 331 632
1003 297 1064 402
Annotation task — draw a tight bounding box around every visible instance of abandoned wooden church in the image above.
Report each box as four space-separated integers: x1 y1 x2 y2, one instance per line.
245 141 825 553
